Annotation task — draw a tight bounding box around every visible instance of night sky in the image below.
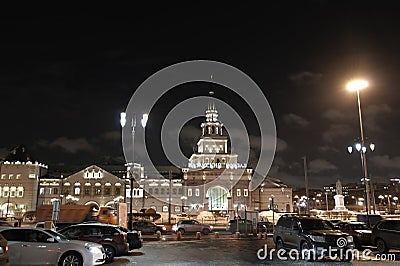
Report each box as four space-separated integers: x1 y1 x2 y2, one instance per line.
1 3 400 189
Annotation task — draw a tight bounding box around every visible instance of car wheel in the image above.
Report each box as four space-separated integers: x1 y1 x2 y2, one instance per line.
353 238 361 249
104 245 116 263
301 242 314 261
202 229 210 235
376 238 388 253
276 238 284 250
58 252 83 266
178 228 185 235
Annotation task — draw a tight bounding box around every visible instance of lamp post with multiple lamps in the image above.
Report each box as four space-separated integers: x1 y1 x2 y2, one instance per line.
120 112 148 230
347 79 376 219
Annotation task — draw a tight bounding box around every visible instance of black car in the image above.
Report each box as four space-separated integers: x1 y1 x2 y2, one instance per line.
273 215 355 261
371 219 400 253
132 221 167 235
58 223 142 262
226 219 254 234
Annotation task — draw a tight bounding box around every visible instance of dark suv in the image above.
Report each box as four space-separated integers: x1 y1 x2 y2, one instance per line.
273 215 354 261
58 223 142 262
132 221 167 235
371 219 400 253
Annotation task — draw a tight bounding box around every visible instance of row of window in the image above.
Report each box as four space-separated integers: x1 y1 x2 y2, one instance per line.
1 174 21 180
0 186 24 198
148 188 182 195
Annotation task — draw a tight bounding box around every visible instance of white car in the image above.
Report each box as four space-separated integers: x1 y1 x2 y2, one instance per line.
0 227 105 266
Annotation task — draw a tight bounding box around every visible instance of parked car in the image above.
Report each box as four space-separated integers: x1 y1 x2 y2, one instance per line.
257 221 274 233
356 214 383 227
335 221 372 248
371 219 400 253
132 221 167 234
58 223 141 262
0 233 9 266
0 227 105 266
0 221 12 228
273 215 354 261
226 219 254 234
172 220 213 235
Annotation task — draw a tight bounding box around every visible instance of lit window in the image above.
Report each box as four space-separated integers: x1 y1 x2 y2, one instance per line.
8 174 13 180
195 189 200 197
74 187 81 195
1 174 5 180
244 189 248 197
0 187 2 197
188 189 192 197
16 174 21 179
174 206 180 212
236 189 241 197
162 206 168 212
40 187 45 195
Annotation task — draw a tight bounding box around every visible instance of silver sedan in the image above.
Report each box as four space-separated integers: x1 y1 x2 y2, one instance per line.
0 227 105 266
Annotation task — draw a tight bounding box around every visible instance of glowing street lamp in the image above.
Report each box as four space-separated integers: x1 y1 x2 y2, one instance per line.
346 79 376 219
120 111 148 230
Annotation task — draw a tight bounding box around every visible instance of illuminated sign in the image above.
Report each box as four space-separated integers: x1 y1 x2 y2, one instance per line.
188 162 247 169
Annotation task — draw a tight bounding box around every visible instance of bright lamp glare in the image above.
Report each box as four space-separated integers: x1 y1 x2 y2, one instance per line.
347 80 368 91
370 143 375 151
347 146 353 154
355 143 362 151
120 112 127 127
361 146 367 153
141 113 148 128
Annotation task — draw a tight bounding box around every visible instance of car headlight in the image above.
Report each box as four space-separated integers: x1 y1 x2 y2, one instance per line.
162 226 167 231
210 226 213 230
346 236 354 243
85 244 102 253
310 235 325 242
172 225 178 231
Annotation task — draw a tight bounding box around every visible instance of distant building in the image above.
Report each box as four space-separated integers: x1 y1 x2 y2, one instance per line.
0 145 48 217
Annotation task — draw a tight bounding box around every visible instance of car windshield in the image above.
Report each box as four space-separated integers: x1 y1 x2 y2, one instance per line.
351 223 369 230
301 219 333 230
44 229 69 241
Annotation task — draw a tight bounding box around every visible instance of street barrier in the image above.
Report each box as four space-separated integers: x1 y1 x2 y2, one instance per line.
176 231 182 240
235 232 240 238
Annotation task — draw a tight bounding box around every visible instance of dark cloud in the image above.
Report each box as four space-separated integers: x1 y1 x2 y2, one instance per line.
289 71 322 82
370 155 400 169
283 114 310 128
308 159 338 173
44 137 93 154
322 124 353 142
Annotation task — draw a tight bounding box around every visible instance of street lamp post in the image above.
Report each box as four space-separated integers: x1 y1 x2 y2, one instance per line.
347 79 376 216
269 195 275 227
120 112 148 230
180 196 187 214
259 183 264 210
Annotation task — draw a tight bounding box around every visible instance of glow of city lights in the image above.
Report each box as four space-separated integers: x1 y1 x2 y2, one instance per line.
347 79 369 91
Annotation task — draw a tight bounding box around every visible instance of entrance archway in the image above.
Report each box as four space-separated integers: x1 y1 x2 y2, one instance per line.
206 186 228 211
